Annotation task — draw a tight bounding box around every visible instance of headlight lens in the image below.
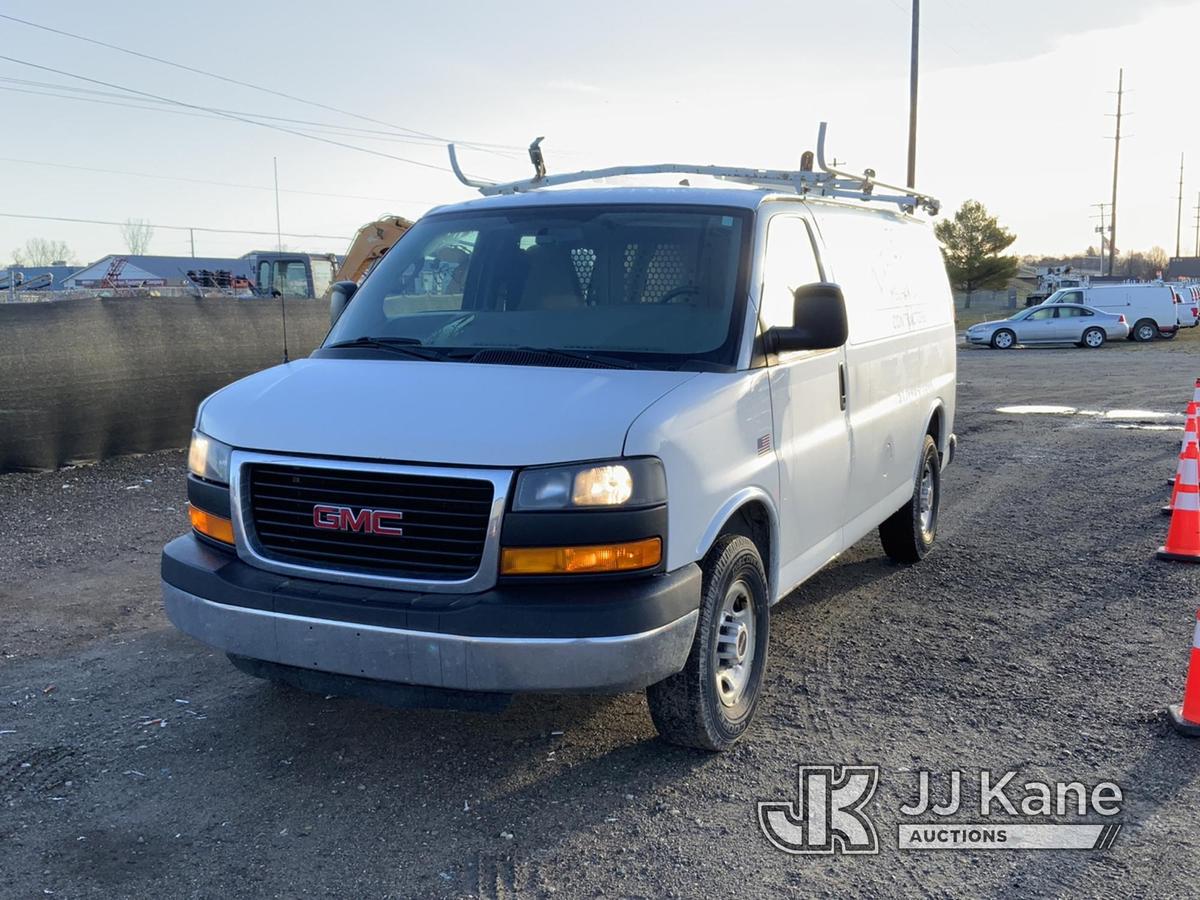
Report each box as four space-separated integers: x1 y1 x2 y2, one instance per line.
187 430 233 484
514 458 666 511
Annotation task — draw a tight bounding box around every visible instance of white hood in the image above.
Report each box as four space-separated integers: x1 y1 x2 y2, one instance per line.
197 357 697 467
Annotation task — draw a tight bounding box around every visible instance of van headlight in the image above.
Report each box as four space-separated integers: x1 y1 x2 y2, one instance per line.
513 458 666 510
187 430 233 484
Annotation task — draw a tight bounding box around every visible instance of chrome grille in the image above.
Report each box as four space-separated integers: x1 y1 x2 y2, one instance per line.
245 463 494 580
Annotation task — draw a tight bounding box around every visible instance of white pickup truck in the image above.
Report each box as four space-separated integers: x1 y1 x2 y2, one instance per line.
164 149 956 750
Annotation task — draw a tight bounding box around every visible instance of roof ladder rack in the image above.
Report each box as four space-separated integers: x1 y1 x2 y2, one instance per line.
447 122 940 215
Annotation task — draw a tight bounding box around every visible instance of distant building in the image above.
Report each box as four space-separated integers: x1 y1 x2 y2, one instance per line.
1166 257 1200 281
63 255 254 289
1 265 78 291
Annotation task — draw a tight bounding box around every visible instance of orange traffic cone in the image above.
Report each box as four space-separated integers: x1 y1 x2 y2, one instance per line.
1168 398 1200 486
1158 440 1200 563
1169 611 1200 736
1163 415 1200 515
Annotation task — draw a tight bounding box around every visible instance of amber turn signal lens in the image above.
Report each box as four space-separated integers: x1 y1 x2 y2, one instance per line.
500 537 662 575
189 505 235 545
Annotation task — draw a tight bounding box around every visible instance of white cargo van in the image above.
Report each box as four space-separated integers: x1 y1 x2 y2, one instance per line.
1170 284 1200 330
163 138 956 750
1043 283 1179 341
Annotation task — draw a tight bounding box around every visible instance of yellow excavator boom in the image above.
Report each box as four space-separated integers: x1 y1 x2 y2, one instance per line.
335 215 413 283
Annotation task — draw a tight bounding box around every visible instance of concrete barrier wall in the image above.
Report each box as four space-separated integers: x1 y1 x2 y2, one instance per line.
0 297 331 472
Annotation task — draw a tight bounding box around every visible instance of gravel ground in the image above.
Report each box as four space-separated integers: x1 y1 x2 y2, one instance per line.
1 339 1199 898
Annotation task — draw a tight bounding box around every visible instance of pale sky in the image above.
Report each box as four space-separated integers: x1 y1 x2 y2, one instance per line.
0 0 1196 264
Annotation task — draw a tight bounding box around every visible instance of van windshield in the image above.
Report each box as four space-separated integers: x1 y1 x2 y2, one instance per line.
324 205 750 370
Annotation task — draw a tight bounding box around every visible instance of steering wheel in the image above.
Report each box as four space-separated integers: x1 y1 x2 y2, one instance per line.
656 285 701 304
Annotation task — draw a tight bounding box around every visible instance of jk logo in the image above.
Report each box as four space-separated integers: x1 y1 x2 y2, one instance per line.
758 765 880 855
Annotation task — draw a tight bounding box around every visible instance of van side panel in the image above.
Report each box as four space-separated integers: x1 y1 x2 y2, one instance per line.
1079 284 1176 330
623 370 780 590
807 205 956 540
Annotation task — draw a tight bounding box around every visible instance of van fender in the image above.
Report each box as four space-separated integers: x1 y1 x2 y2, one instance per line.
695 487 781 601
923 399 946 457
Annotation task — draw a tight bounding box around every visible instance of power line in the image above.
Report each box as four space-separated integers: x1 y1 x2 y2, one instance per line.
0 54 457 173
0 156 439 206
0 211 350 241
0 76 519 152
0 12 513 156
0 82 457 152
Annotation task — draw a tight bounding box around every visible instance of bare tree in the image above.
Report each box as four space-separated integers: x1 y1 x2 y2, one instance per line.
120 218 155 255
11 237 76 266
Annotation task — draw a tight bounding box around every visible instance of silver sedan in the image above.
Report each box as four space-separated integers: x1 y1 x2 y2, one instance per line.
965 303 1129 349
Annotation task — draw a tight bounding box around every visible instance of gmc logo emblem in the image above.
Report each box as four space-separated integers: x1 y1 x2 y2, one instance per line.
312 504 404 536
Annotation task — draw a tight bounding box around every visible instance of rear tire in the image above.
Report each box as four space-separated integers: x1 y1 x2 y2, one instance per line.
991 329 1016 349
879 435 941 564
1133 319 1158 342
1159 327 1178 341
647 535 769 752
1082 326 1106 349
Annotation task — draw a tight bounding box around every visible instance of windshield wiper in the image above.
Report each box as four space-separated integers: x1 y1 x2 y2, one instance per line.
325 336 445 361
470 346 638 370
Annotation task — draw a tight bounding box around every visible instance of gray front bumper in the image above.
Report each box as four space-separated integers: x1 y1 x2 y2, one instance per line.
163 584 698 693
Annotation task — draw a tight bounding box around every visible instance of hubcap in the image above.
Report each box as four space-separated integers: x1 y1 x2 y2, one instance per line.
918 462 936 538
715 579 756 708
1139 325 1155 340
996 332 1012 348
1086 330 1102 347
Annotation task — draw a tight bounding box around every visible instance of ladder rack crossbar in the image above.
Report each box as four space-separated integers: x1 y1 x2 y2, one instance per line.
447 123 940 215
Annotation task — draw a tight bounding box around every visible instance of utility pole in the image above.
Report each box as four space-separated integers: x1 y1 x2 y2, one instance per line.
1107 68 1124 276
1194 193 1200 257
1177 153 1185 259
189 227 195 259
1092 202 1110 273
273 156 283 253
906 0 920 188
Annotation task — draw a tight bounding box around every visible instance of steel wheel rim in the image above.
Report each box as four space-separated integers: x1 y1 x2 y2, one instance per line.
1138 324 1155 341
918 462 936 538
1085 330 1103 347
715 578 756 708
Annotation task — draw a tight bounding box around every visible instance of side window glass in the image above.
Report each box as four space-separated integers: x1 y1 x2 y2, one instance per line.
274 261 309 297
760 216 822 330
310 259 333 297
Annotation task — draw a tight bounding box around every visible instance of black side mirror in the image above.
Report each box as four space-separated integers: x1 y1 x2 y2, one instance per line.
765 282 849 353
329 280 358 325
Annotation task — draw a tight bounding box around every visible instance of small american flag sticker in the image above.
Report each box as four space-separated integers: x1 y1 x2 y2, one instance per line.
757 434 772 455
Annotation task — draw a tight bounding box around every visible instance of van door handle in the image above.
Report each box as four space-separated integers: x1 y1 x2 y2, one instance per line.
838 362 847 411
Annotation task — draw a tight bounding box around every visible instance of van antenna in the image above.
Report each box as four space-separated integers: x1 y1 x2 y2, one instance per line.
279 287 289 364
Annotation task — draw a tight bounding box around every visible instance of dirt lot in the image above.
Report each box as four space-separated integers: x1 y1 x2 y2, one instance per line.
2 339 1199 898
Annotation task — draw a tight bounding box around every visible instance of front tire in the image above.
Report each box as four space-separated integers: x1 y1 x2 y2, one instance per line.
1082 326 1106 348
879 435 941 563
991 329 1016 349
647 535 769 752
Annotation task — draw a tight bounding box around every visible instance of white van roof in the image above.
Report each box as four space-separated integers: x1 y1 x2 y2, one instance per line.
430 186 771 216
